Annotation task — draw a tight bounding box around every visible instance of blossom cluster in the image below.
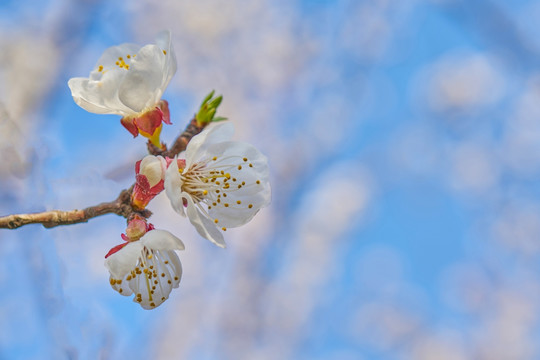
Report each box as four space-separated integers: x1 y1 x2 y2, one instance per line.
69 31 271 309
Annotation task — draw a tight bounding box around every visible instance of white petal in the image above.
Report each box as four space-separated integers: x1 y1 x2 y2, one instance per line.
68 69 135 116
184 194 226 248
141 229 185 251
185 122 234 169
110 276 133 297
95 42 141 70
206 141 271 227
128 249 182 309
118 44 164 112
164 158 187 216
154 30 177 98
140 155 165 187
104 241 144 279
68 78 119 114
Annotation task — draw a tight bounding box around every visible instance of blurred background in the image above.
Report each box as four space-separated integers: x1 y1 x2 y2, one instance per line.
1 0 540 359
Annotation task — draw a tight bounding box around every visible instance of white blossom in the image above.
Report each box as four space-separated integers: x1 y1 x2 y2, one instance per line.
105 229 184 310
164 122 271 248
68 30 177 117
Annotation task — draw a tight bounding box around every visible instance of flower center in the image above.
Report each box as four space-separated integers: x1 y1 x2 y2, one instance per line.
123 247 180 309
179 155 262 228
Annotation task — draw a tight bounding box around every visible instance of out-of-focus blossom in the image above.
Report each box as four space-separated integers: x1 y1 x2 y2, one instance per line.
68 31 177 147
164 122 271 248
105 217 184 309
131 155 167 210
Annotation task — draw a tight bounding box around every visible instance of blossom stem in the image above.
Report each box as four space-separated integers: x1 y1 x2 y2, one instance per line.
0 118 207 230
147 118 204 158
0 188 150 229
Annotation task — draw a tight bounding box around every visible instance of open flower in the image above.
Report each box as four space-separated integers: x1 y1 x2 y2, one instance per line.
68 31 177 147
164 122 271 248
105 217 184 310
131 155 167 210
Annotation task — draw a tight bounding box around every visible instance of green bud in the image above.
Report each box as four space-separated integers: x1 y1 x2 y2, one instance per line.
201 90 215 107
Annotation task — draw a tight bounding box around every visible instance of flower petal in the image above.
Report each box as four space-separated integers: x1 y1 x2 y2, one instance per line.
184 193 226 248
129 249 182 309
206 141 271 227
154 30 177 98
185 122 234 169
118 43 168 113
68 69 135 116
164 157 187 216
141 229 185 251
139 155 166 187
104 241 144 279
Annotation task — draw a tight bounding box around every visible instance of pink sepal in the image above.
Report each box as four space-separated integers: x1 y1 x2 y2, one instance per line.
135 159 142 174
121 117 139 137
131 174 165 210
159 100 172 125
105 242 129 259
134 107 163 137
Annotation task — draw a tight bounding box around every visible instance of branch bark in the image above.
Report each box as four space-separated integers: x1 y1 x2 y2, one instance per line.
0 119 205 230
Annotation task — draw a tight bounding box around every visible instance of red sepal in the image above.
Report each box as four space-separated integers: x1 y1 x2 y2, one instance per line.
105 242 129 259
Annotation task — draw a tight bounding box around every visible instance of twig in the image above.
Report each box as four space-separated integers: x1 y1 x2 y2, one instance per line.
147 118 203 158
0 119 206 230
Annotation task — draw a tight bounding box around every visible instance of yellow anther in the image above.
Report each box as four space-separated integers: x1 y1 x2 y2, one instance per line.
115 61 119 65
174 276 179 281
249 164 253 167
203 190 208 195
249 204 253 208
238 165 242 170
118 57 123 61
150 302 156 307
214 219 219 224
237 200 241 204
147 254 153 259
242 181 246 185
256 180 261 184
98 65 104 72
127 55 131 59
225 173 231 179
243 157 248 162
163 50 167 55
222 227 227 231
213 156 217 161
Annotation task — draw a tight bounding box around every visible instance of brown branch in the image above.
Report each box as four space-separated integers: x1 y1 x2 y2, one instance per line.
147 118 203 158
0 188 151 229
0 119 206 230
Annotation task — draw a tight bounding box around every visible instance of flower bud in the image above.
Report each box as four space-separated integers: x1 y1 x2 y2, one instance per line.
131 155 167 210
